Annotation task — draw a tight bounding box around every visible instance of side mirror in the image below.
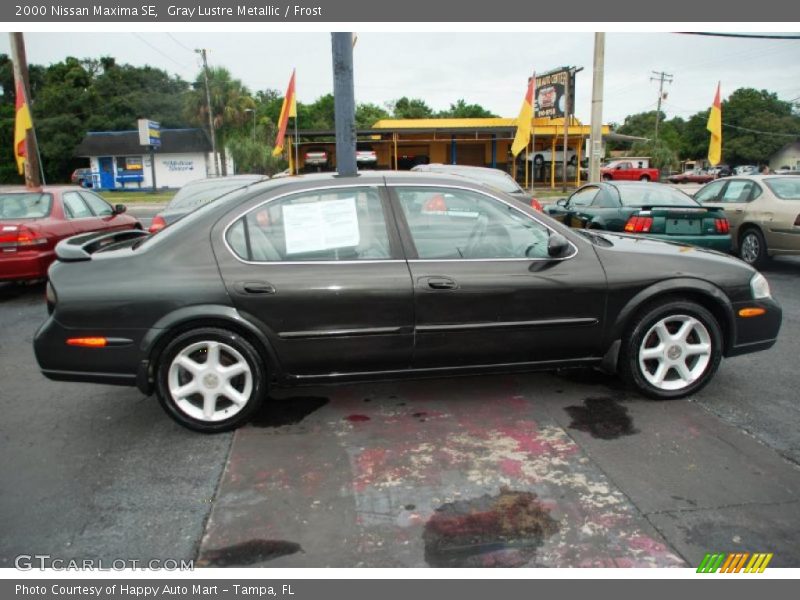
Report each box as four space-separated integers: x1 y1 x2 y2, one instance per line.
113 204 127 215
548 233 571 258
556 198 567 207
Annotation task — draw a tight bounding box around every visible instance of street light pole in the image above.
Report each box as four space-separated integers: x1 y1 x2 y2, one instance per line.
589 33 606 183
195 48 218 177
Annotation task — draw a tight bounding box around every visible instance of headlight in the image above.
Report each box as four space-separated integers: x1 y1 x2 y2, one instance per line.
750 273 771 299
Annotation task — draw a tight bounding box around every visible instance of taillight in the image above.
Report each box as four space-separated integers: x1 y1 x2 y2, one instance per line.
149 214 166 233
624 216 653 233
714 218 730 234
0 225 46 249
795 214 800 227
530 198 543 212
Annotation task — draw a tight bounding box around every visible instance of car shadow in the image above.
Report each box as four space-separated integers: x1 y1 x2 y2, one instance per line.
0 281 45 303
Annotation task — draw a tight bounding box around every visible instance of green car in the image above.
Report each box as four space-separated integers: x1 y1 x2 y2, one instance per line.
544 181 732 252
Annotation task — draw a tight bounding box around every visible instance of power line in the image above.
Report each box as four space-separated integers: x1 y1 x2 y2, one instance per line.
678 32 800 40
130 33 190 71
165 33 195 54
722 123 799 137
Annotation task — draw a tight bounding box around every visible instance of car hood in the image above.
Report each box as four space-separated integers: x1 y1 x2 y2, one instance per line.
588 230 756 291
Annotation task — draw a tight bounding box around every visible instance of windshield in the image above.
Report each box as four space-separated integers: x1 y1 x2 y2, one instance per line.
618 185 697 207
764 177 800 200
0 193 53 219
166 179 259 212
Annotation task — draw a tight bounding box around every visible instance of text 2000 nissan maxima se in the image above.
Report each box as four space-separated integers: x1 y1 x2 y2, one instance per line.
34 172 781 432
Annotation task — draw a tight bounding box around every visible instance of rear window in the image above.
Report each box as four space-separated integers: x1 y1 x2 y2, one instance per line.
764 178 800 200
0 193 53 219
167 180 256 212
618 185 697 207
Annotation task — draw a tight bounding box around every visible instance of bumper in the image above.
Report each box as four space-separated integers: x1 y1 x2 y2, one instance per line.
645 234 732 252
34 315 144 387
0 249 53 281
725 297 782 357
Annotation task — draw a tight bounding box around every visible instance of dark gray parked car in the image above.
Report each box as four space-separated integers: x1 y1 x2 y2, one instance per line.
35 171 781 432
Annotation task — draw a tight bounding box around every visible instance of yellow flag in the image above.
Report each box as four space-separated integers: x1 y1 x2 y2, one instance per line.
707 82 722 166
511 77 535 157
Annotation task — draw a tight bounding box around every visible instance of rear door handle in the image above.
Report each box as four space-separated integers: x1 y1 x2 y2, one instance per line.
234 281 276 295
422 276 458 290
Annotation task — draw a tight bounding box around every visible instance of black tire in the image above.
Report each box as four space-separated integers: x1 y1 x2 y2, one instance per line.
155 327 266 433
738 227 769 269
602 174 612 181
639 175 651 182
618 300 723 400
533 155 544 166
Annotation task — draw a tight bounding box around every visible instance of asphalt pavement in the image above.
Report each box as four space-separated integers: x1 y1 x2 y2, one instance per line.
1 256 799 568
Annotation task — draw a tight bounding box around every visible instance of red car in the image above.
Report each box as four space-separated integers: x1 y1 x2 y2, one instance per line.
601 160 660 182
0 186 141 282
667 169 717 184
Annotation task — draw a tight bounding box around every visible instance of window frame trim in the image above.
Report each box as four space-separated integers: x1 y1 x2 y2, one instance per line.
61 191 96 221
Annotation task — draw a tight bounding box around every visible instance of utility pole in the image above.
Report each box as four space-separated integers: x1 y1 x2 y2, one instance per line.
650 70 673 145
9 32 43 188
331 32 357 177
196 48 218 177
562 66 583 193
589 33 605 183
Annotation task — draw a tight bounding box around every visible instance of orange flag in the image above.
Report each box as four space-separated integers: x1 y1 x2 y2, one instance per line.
272 69 297 158
14 78 33 175
511 76 535 157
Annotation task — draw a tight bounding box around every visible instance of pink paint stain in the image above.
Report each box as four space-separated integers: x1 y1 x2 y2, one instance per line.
345 414 371 422
499 458 524 477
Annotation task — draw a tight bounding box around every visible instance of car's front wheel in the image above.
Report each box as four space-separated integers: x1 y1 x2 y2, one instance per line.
619 300 722 399
156 327 265 432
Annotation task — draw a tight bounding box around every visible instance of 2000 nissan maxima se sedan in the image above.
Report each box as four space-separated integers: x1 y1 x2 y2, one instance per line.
34 172 782 432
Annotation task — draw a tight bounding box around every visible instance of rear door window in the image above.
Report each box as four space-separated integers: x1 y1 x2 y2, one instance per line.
226 187 392 262
62 192 93 219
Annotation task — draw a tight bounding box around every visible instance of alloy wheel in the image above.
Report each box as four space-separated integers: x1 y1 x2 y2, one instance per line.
167 340 253 422
740 232 761 265
638 314 712 391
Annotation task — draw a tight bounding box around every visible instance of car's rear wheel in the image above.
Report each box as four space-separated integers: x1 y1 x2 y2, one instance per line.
639 175 650 182
738 227 768 268
156 327 265 432
619 300 722 399
602 174 612 181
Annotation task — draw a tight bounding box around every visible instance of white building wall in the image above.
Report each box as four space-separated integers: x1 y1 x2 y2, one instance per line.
770 142 800 171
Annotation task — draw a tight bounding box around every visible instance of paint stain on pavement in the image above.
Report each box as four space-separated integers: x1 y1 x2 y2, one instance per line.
346 414 371 422
249 396 329 428
423 488 560 567
565 397 638 440
200 539 302 566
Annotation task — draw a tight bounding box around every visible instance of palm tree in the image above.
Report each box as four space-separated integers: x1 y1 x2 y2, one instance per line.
185 66 255 175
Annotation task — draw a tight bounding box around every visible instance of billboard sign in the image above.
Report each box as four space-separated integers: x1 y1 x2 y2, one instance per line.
138 119 161 148
535 68 576 119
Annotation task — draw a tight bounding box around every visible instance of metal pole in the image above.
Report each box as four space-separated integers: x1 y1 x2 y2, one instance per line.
562 69 570 193
150 147 157 192
589 33 605 183
9 32 43 188
331 33 357 177
531 72 536 192
196 48 218 177
293 116 299 175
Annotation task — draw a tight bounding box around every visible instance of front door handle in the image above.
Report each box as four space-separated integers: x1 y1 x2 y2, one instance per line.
234 281 276 295
422 276 458 290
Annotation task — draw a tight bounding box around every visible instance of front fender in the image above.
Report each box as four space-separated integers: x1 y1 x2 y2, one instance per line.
607 277 736 352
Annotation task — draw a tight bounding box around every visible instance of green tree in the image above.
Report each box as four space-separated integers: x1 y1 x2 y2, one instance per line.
390 97 434 119
437 99 496 118
185 67 255 175
629 138 679 172
355 102 390 128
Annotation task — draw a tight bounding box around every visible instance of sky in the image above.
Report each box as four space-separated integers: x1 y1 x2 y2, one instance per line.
1 31 798 124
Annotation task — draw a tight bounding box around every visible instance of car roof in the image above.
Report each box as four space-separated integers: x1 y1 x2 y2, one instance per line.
0 185 83 193
414 164 510 176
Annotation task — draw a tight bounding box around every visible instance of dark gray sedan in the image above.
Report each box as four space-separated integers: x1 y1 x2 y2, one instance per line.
34 172 781 432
